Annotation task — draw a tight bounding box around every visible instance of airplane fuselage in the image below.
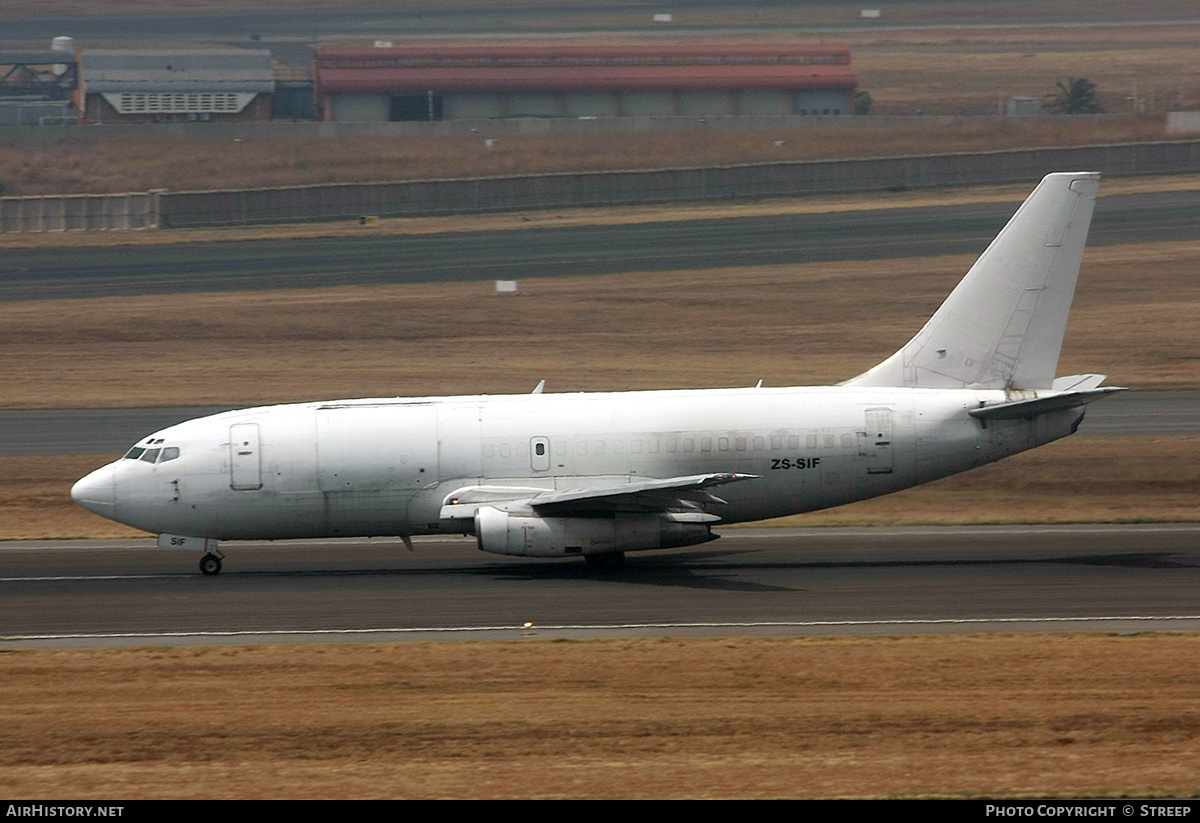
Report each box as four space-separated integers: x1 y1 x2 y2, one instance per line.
80 385 1083 543
70 173 1111 573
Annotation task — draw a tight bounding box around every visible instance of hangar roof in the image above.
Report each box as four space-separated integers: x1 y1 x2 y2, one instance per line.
316 45 857 94
83 49 274 94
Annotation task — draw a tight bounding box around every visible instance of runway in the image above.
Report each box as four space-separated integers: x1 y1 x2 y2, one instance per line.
3 190 1200 301
3 2 1194 46
3 525 1198 648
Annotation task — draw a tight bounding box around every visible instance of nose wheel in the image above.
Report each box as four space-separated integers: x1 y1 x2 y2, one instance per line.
199 553 223 576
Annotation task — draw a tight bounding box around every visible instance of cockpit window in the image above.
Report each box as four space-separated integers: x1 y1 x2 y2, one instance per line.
124 444 181 463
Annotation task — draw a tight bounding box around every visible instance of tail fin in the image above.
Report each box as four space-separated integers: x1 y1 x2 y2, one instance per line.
844 172 1099 390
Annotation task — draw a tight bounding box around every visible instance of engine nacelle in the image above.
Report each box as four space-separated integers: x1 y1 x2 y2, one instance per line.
473 506 718 558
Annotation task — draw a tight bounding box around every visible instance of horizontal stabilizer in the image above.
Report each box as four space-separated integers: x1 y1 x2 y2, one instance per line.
968 377 1124 421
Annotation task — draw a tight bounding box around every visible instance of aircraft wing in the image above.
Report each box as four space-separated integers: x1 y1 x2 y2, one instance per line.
439 473 756 520
528 472 757 514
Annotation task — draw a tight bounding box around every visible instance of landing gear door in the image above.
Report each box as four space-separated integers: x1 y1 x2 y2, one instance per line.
230 422 263 490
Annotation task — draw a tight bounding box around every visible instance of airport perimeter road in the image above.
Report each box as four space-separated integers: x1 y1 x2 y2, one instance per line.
2 190 1198 301
0 391 1191 456
3 525 1198 648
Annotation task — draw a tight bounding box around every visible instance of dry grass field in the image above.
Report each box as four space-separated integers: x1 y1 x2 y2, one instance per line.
3 241 1195 409
0 117 1174 197
3 634 1199 799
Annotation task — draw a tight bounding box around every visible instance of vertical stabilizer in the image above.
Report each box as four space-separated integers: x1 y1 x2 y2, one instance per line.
844 172 1099 390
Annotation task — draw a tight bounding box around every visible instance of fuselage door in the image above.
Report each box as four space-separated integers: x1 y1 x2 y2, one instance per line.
859 408 894 475
531 437 550 472
229 422 263 490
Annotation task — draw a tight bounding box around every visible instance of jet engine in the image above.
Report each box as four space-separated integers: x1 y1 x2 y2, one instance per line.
473 505 718 558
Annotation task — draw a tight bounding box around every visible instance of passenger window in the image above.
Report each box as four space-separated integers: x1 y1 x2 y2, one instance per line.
160 447 180 462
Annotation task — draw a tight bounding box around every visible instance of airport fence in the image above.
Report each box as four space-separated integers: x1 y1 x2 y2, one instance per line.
0 191 160 232
3 140 1199 232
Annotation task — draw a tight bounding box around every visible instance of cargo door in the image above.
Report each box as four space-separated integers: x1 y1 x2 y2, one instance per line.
317 404 438 492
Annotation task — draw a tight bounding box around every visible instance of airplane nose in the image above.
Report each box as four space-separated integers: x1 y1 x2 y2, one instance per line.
71 464 116 515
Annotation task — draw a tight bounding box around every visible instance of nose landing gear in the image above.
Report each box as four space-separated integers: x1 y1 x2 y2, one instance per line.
199 553 223 576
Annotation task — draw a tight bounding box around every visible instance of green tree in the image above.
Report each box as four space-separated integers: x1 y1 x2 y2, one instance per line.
854 90 872 115
1048 78 1104 114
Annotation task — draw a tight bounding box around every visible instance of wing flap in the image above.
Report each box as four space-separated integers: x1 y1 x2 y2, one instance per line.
529 472 756 515
439 473 756 520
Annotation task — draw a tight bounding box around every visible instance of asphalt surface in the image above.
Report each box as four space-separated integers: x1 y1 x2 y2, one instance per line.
3 2 1192 47
3 525 1198 648
3 191 1199 301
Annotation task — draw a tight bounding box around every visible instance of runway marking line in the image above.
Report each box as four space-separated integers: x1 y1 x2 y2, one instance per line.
6 615 1200 643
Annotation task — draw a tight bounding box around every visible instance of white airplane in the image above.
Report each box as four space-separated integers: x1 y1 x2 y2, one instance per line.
72 172 1121 575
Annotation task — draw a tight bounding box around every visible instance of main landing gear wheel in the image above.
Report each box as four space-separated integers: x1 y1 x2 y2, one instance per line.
199 553 223 576
584 551 625 570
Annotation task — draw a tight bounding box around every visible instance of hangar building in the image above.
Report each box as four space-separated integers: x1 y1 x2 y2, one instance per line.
82 49 274 123
314 44 857 122
0 38 80 125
